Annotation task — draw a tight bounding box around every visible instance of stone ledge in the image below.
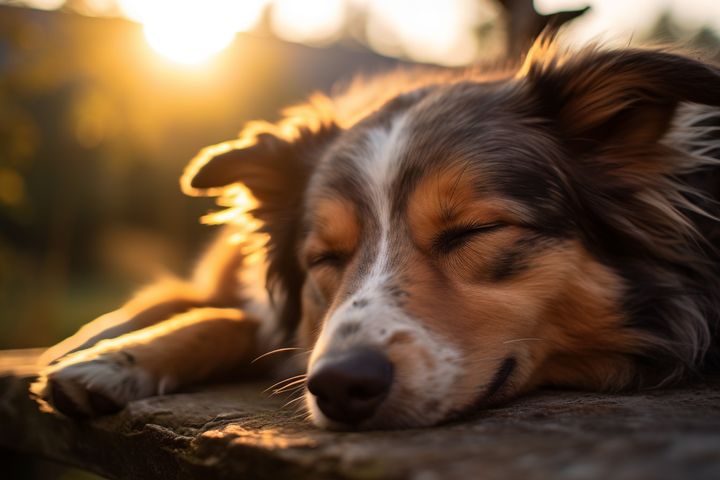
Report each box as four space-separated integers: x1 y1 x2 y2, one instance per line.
2 349 720 479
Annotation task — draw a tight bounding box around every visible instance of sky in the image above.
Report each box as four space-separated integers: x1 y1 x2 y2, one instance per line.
3 0 720 65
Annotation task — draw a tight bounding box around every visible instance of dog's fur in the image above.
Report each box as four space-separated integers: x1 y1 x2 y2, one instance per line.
31 40 720 430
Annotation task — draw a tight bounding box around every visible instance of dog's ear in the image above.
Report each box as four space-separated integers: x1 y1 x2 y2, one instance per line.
184 133 294 193
182 95 339 204
182 131 320 209
522 45 720 150
181 96 340 339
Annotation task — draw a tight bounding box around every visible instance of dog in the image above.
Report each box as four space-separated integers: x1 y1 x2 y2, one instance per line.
31 40 720 430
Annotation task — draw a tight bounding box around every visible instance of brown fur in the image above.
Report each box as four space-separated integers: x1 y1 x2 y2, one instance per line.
32 40 720 429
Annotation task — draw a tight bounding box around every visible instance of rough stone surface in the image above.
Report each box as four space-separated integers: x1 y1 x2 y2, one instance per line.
1 349 720 479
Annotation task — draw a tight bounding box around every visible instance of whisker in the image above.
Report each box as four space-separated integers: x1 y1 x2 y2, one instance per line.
289 412 312 423
291 350 311 360
273 378 307 395
465 354 510 365
270 385 306 398
503 337 545 345
282 395 307 410
284 402 312 420
263 374 307 394
252 347 304 364
269 378 308 396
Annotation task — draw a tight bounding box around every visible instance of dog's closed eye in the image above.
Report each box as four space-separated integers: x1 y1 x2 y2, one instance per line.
431 223 506 255
307 251 348 269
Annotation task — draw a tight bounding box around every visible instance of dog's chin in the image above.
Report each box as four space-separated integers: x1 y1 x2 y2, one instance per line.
309 396 517 430
307 394 469 431
310 409 448 431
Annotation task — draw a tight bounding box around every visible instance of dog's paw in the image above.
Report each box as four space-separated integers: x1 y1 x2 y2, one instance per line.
30 349 166 418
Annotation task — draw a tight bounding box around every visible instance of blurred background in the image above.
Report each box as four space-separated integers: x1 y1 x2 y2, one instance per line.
0 0 719 478
0 0 719 351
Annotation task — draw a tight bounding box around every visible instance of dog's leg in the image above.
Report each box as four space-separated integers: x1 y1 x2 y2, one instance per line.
39 228 247 365
31 307 263 418
39 282 212 365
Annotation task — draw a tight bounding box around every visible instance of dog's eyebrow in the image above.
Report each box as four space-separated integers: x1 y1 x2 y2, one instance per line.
303 194 374 241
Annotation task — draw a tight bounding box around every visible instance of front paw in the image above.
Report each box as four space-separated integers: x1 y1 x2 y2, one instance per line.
30 349 161 418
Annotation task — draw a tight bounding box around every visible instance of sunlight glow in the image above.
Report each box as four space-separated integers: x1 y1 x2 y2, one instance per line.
536 0 720 46
12 0 720 66
118 0 268 65
23 0 64 10
364 0 487 66
272 0 347 45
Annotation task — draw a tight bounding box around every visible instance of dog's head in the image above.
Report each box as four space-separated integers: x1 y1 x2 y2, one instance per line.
183 46 720 429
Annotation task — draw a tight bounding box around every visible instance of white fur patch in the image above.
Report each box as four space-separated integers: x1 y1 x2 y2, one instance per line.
312 113 411 351
305 113 464 427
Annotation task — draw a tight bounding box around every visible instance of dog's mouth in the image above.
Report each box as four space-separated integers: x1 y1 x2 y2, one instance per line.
446 356 517 423
481 356 517 404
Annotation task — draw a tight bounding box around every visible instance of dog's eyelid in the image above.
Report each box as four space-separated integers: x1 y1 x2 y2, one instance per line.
431 222 508 255
306 250 349 269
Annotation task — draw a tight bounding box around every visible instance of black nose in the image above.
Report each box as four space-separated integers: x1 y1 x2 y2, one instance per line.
307 348 393 424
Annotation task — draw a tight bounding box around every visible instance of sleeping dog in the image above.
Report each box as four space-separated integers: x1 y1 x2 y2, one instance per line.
32 41 720 430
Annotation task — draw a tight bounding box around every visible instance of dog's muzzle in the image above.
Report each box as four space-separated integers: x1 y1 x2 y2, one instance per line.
307 347 393 425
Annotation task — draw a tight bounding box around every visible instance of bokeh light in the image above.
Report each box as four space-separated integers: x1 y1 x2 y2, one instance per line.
272 0 347 45
537 0 720 46
7 0 720 66
364 0 488 66
118 0 268 65
22 0 63 10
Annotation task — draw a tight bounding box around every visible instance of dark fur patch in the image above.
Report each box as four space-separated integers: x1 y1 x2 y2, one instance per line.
490 233 556 282
352 299 369 309
336 322 362 339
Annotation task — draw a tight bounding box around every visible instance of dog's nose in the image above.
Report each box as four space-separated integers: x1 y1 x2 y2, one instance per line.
307 348 393 425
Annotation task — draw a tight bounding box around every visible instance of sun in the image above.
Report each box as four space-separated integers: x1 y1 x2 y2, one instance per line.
118 0 268 65
142 21 236 65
